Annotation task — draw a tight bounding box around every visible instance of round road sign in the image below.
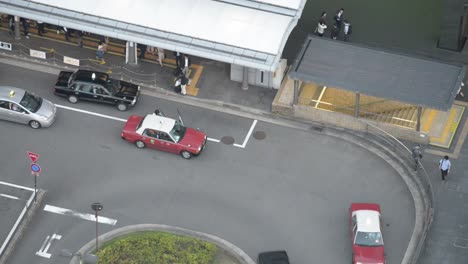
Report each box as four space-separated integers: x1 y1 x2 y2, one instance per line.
30 163 41 174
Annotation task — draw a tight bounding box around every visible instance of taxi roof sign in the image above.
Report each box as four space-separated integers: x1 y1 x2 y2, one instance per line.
9 90 15 97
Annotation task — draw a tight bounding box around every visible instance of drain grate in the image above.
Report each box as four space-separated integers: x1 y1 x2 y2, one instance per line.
221 136 235 145
253 131 266 140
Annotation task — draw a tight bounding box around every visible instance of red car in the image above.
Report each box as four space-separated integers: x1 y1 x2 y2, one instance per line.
349 203 385 264
121 113 207 159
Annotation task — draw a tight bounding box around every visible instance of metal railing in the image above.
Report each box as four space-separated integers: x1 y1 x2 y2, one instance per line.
362 121 434 264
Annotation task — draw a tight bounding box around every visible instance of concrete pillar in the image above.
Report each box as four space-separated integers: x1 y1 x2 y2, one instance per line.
125 41 137 65
416 106 422 132
293 80 299 105
14 16 20 40
241 66 249 90
354 93 360 118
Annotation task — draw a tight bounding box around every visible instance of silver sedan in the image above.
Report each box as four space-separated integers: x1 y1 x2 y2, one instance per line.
0 86 57 129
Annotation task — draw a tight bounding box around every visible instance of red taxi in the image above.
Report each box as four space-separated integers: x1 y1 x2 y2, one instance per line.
349 203 386 264
121 112 207 159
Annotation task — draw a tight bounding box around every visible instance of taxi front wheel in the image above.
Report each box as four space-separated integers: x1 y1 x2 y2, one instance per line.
68 95 78 104
180 151 192 159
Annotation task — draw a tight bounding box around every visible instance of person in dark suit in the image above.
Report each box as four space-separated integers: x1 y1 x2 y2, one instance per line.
179 54 191 79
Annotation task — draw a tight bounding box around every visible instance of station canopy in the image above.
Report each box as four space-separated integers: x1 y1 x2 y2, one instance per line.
0 0 306 71
289 36 466 111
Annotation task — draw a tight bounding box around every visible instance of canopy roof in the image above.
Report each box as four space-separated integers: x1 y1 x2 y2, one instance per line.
0 0 306 71
289 36 466 111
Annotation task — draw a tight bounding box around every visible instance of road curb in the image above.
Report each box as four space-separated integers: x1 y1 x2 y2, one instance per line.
0 189 47 264
70 224 256 264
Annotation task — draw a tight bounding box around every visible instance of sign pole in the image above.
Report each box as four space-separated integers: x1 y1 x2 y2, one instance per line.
34 174 37 203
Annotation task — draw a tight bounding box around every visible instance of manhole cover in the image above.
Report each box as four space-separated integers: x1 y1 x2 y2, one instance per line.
221 136 235 145
253 131 266 140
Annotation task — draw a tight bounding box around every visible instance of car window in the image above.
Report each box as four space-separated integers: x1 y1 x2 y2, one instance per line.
0 100 10 109
143 129 159 139
168 120 186 142
354 231 384 246
19 92 41 113
78 83 93 93
159 132 174 142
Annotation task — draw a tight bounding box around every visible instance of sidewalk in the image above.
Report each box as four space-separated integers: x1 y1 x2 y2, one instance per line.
0 25 277 112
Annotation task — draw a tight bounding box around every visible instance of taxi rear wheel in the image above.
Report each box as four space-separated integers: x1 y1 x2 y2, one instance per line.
29 120 41 129
180 151 192 159
68 95 78 104
135 140 145 149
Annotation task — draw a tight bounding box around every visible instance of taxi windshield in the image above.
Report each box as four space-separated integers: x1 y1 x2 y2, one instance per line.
19 92 42 113
354 231 383 247
168 120 186 142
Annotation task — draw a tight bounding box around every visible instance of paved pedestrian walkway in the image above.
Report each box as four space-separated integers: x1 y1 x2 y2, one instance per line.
0 23 277 112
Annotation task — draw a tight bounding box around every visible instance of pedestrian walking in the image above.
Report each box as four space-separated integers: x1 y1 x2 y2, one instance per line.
343 20 352 42
157 47 165 67
458 82 465 98
179 54 191 79
411 144 423 171
62 26 72 41
330 8 344 40
439 155 451 181
138 44 147 59
20 18 30 39
37 21 45 36
316 21 327 37
174 74 188 95
8 15 15 36
76 30 84 47
96 40 106 61
319 11 327 24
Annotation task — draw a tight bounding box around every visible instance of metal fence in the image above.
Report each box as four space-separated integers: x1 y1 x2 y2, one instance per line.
362 121 434 264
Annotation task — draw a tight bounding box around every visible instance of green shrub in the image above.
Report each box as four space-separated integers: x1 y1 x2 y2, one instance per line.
97 231 217 264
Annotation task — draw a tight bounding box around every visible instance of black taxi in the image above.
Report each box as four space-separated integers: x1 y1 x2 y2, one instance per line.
54 70 140 111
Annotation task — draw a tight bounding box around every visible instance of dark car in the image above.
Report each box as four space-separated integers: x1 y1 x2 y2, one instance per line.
258 251 290 264
54 69 140 111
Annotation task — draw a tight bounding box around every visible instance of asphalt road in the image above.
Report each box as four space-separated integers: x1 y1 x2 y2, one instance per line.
0 62 414 264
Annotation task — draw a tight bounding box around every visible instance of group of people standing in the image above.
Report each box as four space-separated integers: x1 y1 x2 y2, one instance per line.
315 8 352 42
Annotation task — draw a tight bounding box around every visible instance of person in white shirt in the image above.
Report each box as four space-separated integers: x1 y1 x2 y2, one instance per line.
316 21 327 37
439 155 451 181
343 20 352 42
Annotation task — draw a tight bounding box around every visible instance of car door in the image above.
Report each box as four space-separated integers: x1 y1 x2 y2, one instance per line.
158 132 179 153
0 100 13 122
2 101 30 124
100 87 115 105
141 129 165 151
76 83 94 101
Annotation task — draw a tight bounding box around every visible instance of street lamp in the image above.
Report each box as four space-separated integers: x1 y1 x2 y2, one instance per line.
91 202 103 252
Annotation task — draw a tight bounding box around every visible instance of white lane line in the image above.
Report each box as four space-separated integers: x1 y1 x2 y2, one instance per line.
0 180 35 192
54 104 127 123
0 193 20 200
234 119 258 148
207 137 220 143
44 204 118 226
0 186 35 256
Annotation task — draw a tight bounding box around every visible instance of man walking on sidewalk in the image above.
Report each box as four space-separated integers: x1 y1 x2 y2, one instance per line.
411 144 423 171
439 155 451 181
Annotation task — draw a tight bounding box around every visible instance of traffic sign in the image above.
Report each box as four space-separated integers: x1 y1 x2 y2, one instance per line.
31 163 41 175
27 151 40 163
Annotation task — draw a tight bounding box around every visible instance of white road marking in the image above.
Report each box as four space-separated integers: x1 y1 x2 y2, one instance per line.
0 181 35 256
36 233 62 258
233 119 258 148
43 204 118 225
54 104 127 122
0 180 35 192
0 193 20 200
207 137 220 143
